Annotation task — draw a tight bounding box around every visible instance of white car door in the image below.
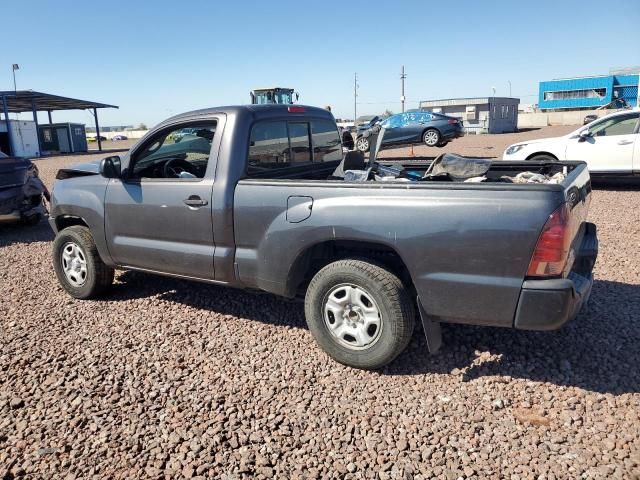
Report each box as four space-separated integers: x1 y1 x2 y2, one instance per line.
564 112 639 173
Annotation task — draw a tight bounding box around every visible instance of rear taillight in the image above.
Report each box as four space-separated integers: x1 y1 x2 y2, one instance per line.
527 204 571 278
288 106 305 112
447 119 458 124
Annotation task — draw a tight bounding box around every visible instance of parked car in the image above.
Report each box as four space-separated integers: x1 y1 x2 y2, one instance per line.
356 111 463 152
49 104 597 369
356 116 381 135
87 135 107 142
0 154 48 225
503 109 640 175
112 135 128 141
583 114 598 125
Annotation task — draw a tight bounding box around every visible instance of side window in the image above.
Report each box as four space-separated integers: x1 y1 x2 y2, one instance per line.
129 122 216 179
311 119 342 162
590 114 639 137
248 121 290 169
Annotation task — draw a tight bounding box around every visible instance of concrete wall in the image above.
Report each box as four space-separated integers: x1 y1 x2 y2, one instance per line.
518 109 617 127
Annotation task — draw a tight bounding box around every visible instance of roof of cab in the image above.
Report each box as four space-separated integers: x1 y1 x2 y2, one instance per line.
159 104 334 127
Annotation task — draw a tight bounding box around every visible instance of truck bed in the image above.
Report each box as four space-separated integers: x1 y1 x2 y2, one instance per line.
251 156 589 192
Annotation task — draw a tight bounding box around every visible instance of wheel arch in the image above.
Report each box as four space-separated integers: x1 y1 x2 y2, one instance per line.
525 151 558 161
55 214 90 232
52 213 115 267
422 126 441 136
285 239 414 298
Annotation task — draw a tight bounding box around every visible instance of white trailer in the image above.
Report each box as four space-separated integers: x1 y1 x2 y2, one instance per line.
0 120 40 157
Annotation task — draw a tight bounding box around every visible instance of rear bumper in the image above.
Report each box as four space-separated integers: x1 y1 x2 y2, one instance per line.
514 222 598 330
442 127 464 140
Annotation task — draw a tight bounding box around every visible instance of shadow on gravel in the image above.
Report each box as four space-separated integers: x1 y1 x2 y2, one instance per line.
103 272 639 394
0 220 54 247
591 178 640 190
106 270 307 329
386 280 640 394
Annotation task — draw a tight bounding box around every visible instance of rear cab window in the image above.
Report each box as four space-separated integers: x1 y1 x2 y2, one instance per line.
247 118 342 178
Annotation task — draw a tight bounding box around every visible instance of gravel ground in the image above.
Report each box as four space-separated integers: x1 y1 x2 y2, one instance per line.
1 129 639 479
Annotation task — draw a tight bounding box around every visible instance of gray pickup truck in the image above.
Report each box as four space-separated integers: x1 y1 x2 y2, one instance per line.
49 105 598 369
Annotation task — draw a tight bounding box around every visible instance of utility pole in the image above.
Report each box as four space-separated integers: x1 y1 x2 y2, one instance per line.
353 72 358 125
508 80 512 97
400 65 407 112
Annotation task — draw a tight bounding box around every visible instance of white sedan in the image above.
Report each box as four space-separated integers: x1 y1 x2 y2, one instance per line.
503 110 640 174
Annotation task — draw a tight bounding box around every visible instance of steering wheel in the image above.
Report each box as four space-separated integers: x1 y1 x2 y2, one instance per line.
163 158 198 178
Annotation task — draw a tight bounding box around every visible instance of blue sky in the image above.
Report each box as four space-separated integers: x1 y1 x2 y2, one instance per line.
3 0 639 127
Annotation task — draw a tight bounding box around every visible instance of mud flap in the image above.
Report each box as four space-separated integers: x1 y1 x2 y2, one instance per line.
417 296 442 353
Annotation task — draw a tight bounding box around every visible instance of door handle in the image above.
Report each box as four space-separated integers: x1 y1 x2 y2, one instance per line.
617 140 633 145
183 195 208 207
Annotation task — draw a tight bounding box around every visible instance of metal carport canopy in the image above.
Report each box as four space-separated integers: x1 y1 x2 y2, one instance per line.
0 90 118 154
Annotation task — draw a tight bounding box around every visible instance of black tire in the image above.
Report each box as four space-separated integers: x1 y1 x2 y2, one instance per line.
304 259 415 369
356 137 369 152
52 226 114 299
528 154 557 162
423 128 441 147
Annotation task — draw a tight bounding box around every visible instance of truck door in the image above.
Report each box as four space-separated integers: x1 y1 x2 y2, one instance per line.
565 112 639 173
104 119 221 280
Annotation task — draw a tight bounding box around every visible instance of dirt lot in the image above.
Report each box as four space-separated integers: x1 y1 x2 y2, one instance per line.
1 127 639 479
377 125 577 159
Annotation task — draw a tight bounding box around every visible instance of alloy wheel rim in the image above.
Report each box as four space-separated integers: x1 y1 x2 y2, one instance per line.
357 138 369 151
61 242 88 287
322 284 383 350
425 131 438 145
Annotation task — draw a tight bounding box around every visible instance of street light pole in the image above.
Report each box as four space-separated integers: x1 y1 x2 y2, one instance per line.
12 64 19 93
508 80 512 97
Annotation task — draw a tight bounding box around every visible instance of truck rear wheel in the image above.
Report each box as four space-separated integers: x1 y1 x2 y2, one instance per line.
304 259 415 369
52 226 114 299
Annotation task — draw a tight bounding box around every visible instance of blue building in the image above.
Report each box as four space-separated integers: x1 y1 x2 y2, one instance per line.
538 69 638 111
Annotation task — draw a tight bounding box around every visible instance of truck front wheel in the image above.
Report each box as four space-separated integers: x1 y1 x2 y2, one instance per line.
52 225 114 299
304 259 415 369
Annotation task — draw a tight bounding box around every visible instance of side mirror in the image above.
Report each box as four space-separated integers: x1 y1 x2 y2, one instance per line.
578 130 592 142
99 156 121 178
